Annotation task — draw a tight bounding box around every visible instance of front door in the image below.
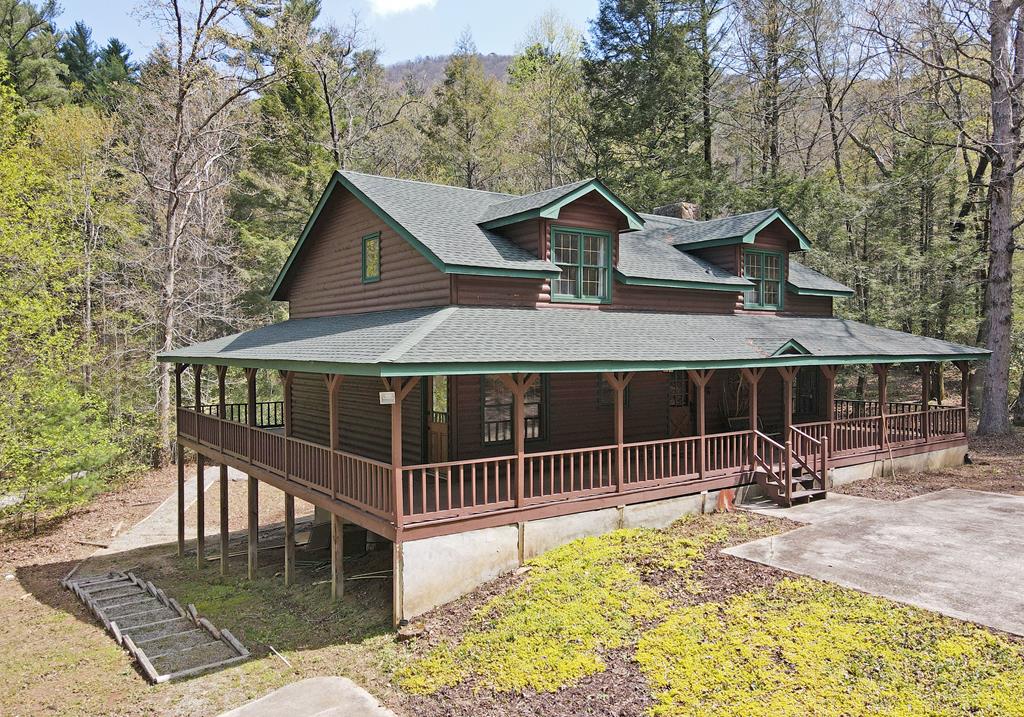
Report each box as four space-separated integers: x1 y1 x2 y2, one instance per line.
668 371 693 437
427 376 449 463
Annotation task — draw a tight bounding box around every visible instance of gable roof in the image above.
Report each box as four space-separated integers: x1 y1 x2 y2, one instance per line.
616 223 752 292
477 178 645 230
271 172 562 300
787 260 855 297
644 208 812 251
158 305 989 376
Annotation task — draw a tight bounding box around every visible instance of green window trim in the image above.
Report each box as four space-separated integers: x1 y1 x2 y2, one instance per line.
480 375 547 445
549 226 613 304
743 248 785 310
361 232 381 283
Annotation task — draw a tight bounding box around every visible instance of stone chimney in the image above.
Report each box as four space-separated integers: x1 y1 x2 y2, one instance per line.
652 201 701 221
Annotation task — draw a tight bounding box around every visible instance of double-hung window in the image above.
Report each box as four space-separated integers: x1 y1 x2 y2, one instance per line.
481 375 545 444
743 249 783 310
550 227 611 303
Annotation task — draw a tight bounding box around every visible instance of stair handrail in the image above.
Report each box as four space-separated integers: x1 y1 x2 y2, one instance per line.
789 425 825 490
752 430 785 479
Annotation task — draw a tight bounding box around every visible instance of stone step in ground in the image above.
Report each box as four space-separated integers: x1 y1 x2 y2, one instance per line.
64 571 249 683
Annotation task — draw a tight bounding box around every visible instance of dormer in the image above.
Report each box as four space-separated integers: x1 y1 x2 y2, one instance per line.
476 179 644 304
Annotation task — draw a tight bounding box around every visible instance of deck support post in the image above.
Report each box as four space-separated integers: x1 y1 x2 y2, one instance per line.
687 370 714 479
740 368 766 469
219 464 229 575
331 513 344 600
193 365 205 568
500 374 541 506
174 364 186 557
244 368 258 428
383 377 421 536
284 493 295 587
777 366 799 437
247 476 258 580
601 372 634 493
874 364 890 450
920 362 932 442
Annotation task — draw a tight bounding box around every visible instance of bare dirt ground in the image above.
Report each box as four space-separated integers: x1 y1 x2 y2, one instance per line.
836 430 1024 501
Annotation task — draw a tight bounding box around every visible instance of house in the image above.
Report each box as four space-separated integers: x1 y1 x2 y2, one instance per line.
159 171 987 621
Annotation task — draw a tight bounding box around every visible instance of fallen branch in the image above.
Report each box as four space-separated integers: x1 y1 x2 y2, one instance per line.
268 645 293 669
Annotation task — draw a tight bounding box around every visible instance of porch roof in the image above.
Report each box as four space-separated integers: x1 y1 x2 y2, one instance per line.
157 306 988 377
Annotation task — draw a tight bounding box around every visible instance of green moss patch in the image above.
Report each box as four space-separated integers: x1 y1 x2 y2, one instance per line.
397 523 732 694
636 578 1024 717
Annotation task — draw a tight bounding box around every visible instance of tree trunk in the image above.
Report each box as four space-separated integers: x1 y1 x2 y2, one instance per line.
977 0 1018 435
1013 368 1024 426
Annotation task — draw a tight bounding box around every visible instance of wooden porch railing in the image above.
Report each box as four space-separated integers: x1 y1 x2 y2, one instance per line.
176 404 966 531
197 401 284 427
833 397 921 420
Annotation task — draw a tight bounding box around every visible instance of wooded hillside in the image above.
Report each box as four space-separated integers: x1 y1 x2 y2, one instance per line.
1 0 1021 524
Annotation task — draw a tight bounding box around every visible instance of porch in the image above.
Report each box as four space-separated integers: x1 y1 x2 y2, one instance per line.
173 363 970 544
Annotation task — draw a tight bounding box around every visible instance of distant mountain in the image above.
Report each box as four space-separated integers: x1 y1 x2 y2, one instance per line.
385 53 514 86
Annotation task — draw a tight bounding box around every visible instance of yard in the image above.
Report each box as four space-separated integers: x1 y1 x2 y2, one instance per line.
1 430 1023 716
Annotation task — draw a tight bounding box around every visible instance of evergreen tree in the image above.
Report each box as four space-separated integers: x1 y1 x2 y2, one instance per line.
421 32 507 189
89 38 137 107
0 0 65 106
58 20 96 88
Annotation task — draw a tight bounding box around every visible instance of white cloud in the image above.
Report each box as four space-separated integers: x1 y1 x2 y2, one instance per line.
368 0 438 16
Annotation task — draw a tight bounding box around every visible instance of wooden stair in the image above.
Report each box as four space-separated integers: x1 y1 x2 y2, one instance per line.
751 428 830 508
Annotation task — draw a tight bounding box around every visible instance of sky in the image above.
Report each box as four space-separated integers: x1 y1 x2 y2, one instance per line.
55 0 599 65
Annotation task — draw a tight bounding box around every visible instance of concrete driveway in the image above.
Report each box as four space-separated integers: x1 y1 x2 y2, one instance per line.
726 489 1024 635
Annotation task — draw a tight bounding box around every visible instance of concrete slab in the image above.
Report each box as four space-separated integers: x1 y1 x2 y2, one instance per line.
217 677 396 717
741 493 882 524
725 489 1024 635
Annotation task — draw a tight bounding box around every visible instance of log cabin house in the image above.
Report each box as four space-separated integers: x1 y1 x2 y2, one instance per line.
159 171 988 621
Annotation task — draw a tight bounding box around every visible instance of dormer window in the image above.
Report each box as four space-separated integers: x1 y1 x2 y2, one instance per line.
743 248 784 310
550 227 611 303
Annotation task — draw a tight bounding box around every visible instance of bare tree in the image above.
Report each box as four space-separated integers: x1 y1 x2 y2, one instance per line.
863 0 1020 434
126 0 281 464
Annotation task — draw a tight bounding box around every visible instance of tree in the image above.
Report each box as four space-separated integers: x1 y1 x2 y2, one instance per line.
125 0 284 464
421 32 508 189
58 20 96 87
863 0 1020 433
0 0 64 106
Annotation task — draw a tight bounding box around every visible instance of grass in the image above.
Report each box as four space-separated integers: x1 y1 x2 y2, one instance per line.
637 579 1024 717
397 517 751 694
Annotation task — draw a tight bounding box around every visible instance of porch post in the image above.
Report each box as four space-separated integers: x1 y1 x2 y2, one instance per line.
325 374 343 499
384 377 421 536
500 373 540 507
284 493 295 587
193 365 205 568
956 360 970 412
174 363 186 557
217 366 229 576
920 362 932 442
244 368 258 580
687 370 714 479
874 364 889 450
820 365 837 455
602 372 634 493
740 368 765 468
777 366 799 436
279 370 294 476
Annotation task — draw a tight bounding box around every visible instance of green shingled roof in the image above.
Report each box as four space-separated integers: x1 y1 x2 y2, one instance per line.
158 306 987 376
643 208 811 250
477 177 645 230
616 224 752 291
787 260 855 297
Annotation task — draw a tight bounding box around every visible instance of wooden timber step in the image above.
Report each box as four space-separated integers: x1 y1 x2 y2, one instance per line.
63 571 249 683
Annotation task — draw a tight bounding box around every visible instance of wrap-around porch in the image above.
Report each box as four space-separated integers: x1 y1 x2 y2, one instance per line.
174 361 971 545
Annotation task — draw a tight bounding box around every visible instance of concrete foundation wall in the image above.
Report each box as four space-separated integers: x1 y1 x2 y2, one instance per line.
831 444 967 486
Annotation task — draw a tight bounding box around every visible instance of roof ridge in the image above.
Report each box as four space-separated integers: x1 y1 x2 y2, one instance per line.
378 306 459 363
339 170 514 198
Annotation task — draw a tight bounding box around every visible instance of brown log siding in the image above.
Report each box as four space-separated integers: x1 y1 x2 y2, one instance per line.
282 188 449 318
290 372 423 463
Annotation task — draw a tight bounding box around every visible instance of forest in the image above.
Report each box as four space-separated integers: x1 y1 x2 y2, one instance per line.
0 0 1021 523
